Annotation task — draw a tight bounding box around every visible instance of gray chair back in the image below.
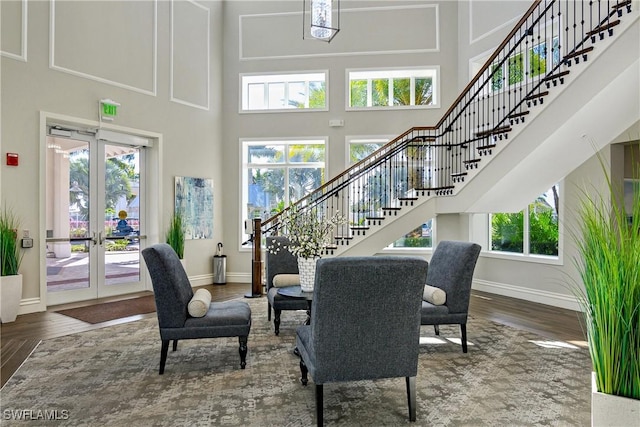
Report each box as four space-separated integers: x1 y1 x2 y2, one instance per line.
266 236 299 289
142 243 193 328
427 241 481 314
309 256 428 384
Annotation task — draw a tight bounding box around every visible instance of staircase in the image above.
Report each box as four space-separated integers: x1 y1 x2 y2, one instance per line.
254 0 639 264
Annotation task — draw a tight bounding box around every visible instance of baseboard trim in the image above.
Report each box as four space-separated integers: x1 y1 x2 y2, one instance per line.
473 279 581 311
17 297 46 316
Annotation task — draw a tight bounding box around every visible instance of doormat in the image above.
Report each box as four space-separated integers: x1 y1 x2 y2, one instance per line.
55 295 156 324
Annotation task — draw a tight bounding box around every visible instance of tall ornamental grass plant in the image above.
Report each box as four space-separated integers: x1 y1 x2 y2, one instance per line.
166 211 185 259
0 207 23 276
573 162 639 400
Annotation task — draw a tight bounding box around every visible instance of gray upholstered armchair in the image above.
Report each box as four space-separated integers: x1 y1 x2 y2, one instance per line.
265 236 307 335
296 256 428 425
142 243 252 374
421 240 481 353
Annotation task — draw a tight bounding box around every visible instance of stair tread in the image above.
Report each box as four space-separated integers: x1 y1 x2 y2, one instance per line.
587 19 621 36
564 46 594 60
525 91 549 101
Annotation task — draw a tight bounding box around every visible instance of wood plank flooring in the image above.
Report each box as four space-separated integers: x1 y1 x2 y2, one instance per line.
0 284 587 388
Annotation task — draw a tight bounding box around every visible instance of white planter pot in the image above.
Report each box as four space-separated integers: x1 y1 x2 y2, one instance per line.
297 257 319 292
591 372 640 427
0 274 23 323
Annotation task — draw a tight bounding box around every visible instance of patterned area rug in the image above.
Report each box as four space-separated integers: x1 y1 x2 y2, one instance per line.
1 297 591 426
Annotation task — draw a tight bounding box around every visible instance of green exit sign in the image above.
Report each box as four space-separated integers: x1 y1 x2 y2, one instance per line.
102 103 118 117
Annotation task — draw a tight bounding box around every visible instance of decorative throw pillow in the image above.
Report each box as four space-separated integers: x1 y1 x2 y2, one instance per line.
273 274 300 288
188 288 212 317
423 284 446 306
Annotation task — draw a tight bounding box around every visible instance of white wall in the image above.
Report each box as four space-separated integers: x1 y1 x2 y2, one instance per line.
1 0 224 310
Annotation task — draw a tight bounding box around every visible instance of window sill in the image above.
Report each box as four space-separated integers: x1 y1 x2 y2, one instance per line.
481 250 562 265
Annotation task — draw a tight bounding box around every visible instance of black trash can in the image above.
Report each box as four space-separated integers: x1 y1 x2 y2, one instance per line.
213 242 226 284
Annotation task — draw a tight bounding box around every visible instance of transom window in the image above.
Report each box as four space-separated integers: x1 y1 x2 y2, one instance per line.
347 67 439 110
241 72 327 112
241 139 326 244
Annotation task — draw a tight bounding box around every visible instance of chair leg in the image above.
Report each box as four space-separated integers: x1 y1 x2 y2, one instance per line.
172 340 178 351
159 340 170 375
406 376 416 422
315 384 324 427
300 359 309 386
434 325 440 335
274 309 282 336
460 324 468 353
239 335 248 369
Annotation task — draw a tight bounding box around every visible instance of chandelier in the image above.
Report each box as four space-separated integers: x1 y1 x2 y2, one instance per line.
303 0 340 43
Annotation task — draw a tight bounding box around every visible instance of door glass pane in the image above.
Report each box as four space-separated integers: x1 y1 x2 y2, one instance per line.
47 141 91 292
103 145 140 286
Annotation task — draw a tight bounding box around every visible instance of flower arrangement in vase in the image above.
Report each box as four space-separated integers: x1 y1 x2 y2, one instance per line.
268 205 346 292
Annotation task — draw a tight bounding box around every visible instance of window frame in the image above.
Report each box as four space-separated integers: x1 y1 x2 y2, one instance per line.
239 70 329 113
345 66 440 111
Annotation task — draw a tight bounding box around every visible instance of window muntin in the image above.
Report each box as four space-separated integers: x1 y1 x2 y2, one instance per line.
242 139 326 245
490 186 559 256
241 72 328 112
347 68 439 110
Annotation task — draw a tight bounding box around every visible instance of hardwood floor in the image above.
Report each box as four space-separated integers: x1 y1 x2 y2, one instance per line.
0 284 587 388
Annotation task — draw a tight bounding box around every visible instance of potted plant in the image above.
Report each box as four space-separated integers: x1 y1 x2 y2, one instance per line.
268 205 345 292
572 161 639 425
166 210 186 264
0 206 24 323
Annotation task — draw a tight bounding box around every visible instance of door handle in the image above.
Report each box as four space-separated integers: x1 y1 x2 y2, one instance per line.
98 231 104 245
91 232 98 246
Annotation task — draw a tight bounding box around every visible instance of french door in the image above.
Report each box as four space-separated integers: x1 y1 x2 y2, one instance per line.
46 126 148 305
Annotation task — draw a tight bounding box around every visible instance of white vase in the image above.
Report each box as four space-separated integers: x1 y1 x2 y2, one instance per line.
297 257 319 292
0 274 23 323
591 372 640 427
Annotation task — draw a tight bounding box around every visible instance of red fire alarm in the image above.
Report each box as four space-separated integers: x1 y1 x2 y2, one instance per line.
6 153 19 166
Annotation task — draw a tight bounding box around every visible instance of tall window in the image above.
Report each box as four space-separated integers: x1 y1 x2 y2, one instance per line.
241 72 327 112
347 67 439 110
347 136 434 249
490 185 560 256
241 139 326 243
